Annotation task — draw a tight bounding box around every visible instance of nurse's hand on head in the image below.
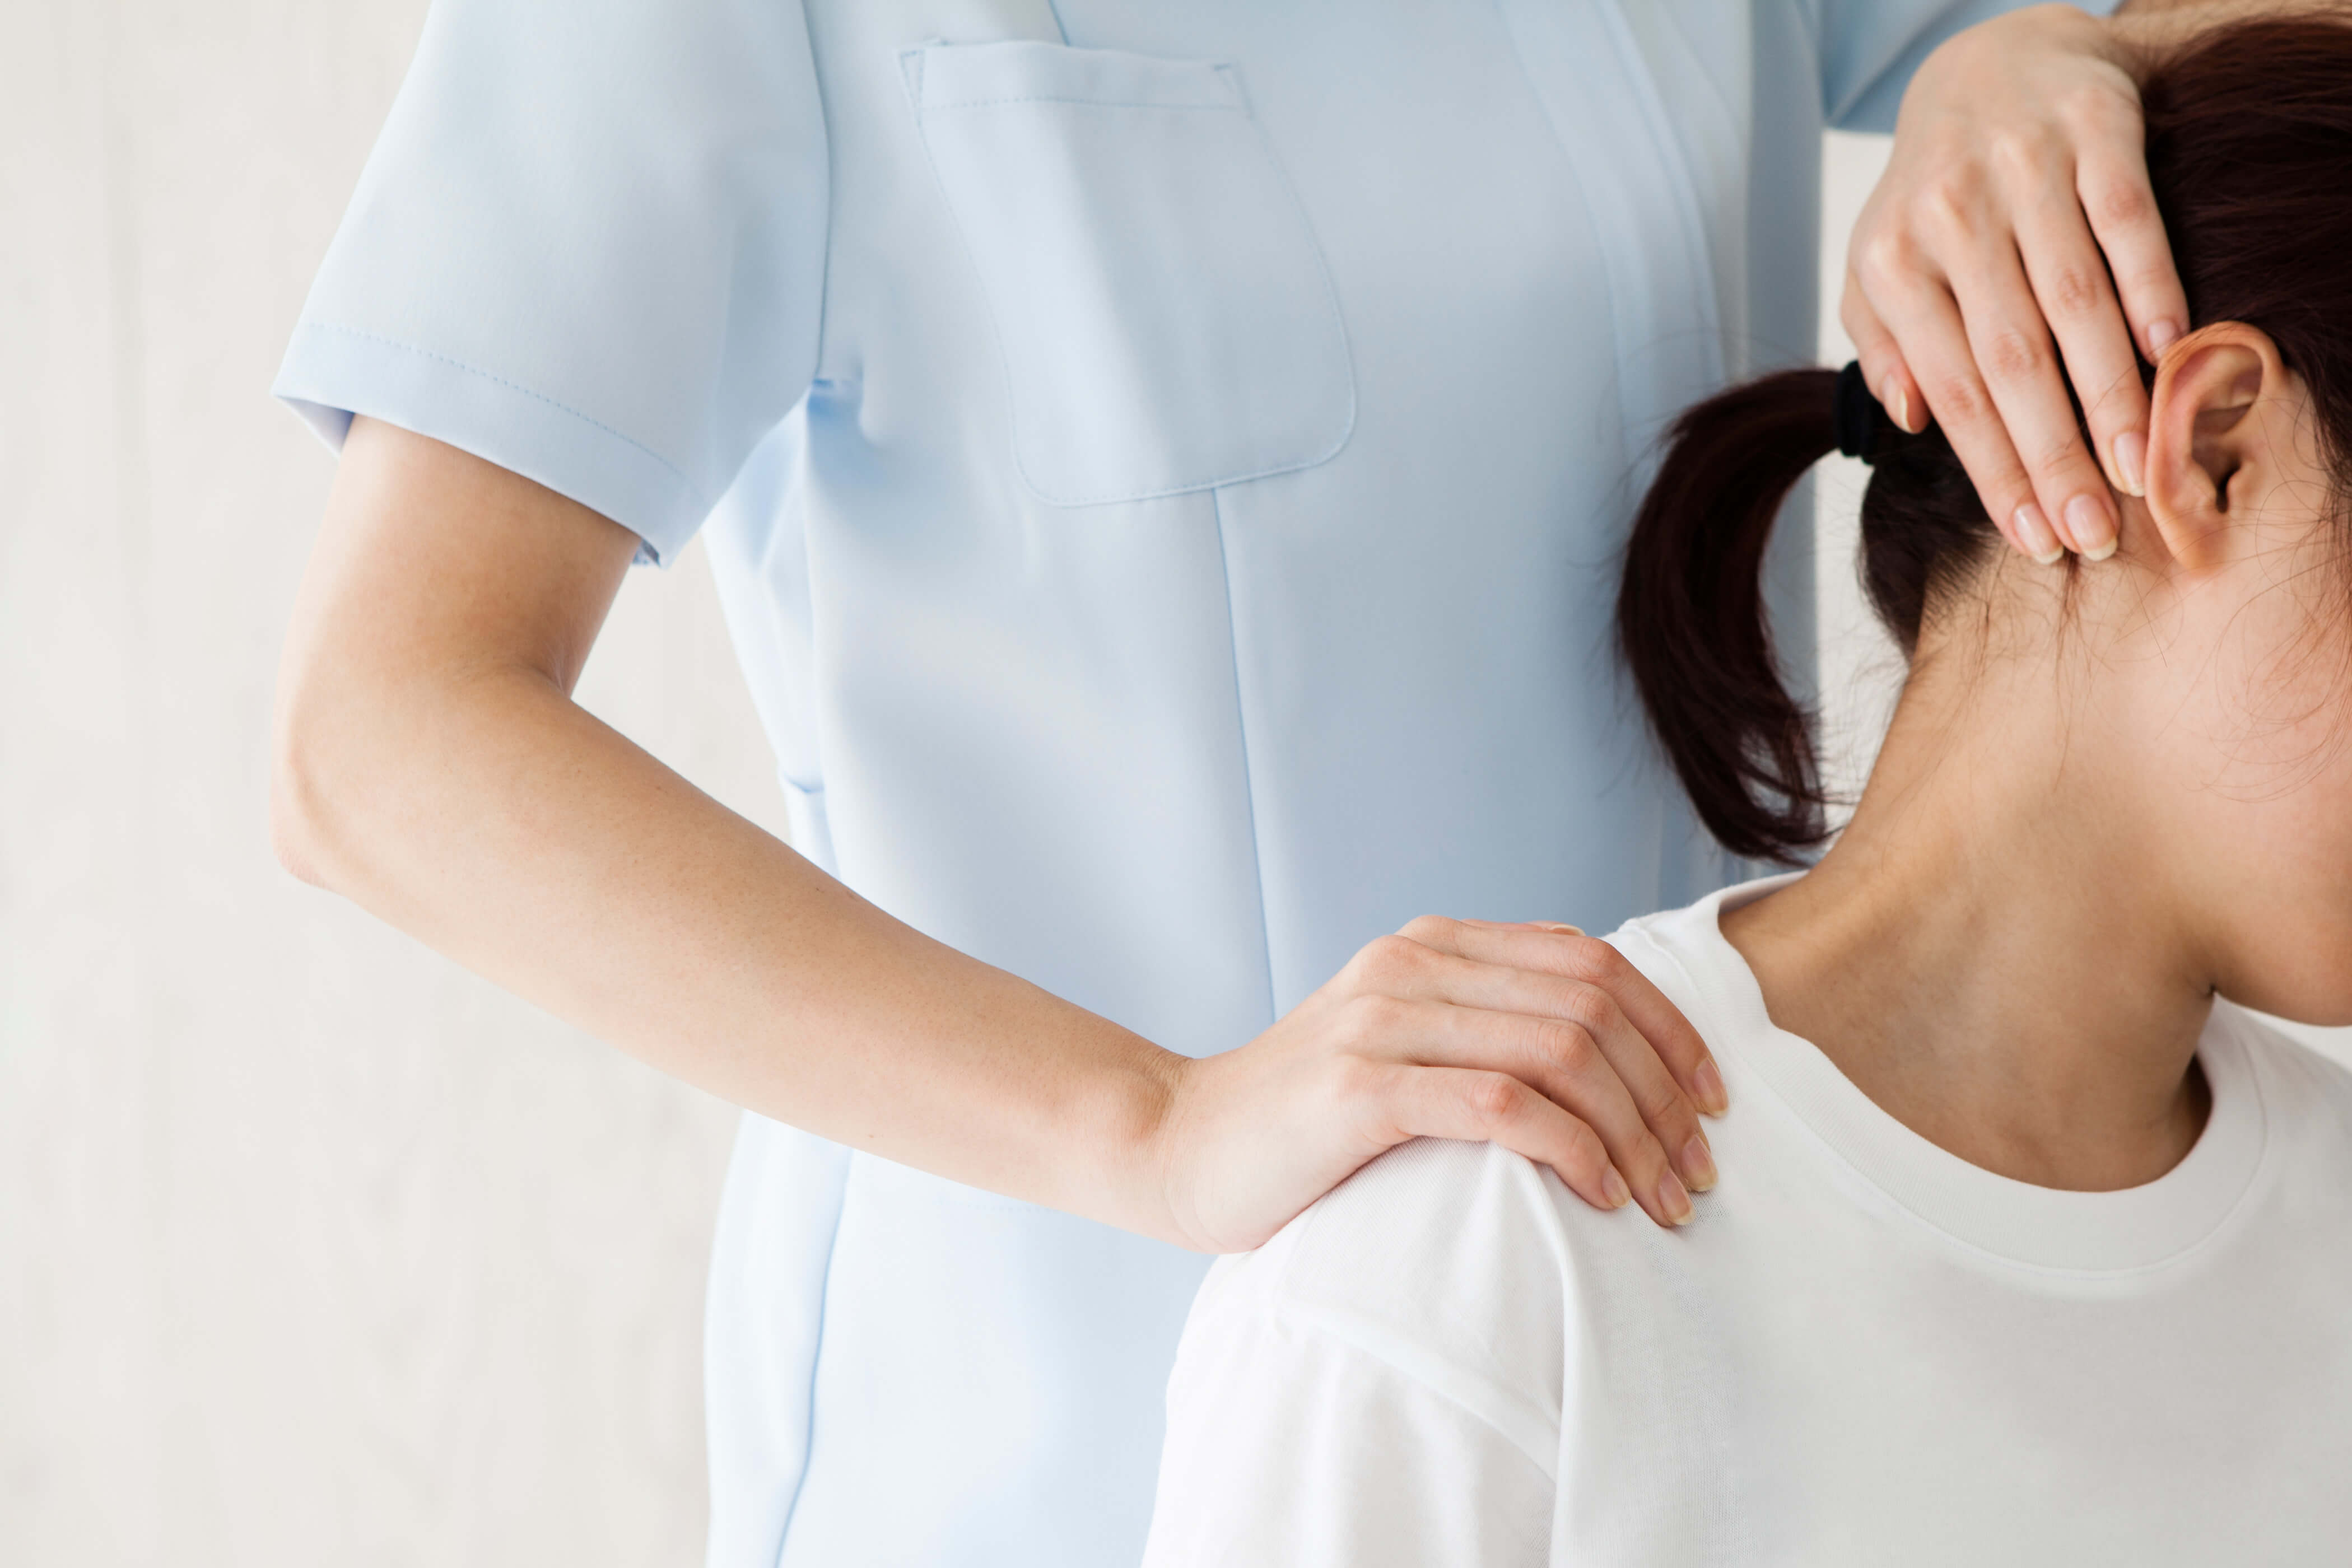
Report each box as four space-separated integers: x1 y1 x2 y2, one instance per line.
1843 3 2197 564
1154 917 1726 1249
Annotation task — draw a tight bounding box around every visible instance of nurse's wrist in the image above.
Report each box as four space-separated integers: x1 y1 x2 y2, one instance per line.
1076 1033 1192 1247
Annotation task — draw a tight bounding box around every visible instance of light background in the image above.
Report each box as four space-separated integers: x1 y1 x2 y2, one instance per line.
4 9 2340 1566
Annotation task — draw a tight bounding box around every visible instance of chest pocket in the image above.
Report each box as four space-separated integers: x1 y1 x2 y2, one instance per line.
903 41 1356 507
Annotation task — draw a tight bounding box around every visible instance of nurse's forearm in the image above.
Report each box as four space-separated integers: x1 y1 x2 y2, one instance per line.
276 419 1724 1253
273 419 1182 1237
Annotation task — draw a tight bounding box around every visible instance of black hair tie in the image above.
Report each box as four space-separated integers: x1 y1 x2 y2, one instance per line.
1833 360 1888 463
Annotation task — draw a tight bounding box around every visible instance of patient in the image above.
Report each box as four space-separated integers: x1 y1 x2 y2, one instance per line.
1142 20 2352 1566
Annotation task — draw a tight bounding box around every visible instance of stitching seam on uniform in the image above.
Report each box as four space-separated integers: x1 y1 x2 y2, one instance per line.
921 95 1241 113
1484 0 1637 483
797 0 840 382
769 1171 851 1568
1214 486 1281 1030
302 321 695 485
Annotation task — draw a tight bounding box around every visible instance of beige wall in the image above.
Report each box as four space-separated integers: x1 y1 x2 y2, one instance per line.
2 4 782 1563
7 9 2341 1567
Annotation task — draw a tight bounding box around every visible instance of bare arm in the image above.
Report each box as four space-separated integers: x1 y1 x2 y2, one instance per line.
273 418 1728 1250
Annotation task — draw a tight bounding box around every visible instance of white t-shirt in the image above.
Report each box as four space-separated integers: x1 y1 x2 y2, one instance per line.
1143 880 2352 1566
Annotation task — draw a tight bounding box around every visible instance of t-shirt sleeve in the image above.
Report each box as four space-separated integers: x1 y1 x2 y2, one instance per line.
271 0 829 567
1818 0 2123 135
1142 1141 1569 1567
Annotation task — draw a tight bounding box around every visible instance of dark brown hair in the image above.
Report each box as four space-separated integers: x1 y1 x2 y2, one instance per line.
1616 18 2352 865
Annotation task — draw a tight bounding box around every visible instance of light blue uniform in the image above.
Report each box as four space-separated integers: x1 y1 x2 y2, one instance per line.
275 2 2103 1562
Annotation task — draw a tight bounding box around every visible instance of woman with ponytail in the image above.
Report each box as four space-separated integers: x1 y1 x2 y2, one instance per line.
1143 18 2352 1565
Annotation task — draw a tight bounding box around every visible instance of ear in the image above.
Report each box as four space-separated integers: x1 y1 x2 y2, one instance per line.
2143 323 2291 570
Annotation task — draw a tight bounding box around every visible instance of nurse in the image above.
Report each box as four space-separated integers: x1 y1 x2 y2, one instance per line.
268 2 2203 1564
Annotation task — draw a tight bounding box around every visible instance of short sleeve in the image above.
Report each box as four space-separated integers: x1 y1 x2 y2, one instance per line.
272 0 830 566
1143 1141 1567 1567
1143 1310 1554 1568
1819 0 2122 135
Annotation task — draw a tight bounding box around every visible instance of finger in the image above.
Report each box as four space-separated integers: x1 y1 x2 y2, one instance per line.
1398 917 1727 1116
1839 278 1926 441
1371 944 1715 1191
2071 114 2187 365
1353 993 1693 1228
1452 917 1584 937
1371 1063 1628 1215
1943 230 2120 561
1851 225 2061 561
2013 169 2153 501
1864 250 2068 563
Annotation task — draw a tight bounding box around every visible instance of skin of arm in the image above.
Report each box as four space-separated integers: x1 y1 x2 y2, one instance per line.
272 417 1730 1252
1843 1 2333 564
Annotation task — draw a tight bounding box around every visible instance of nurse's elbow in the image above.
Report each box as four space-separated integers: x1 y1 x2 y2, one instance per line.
268 722 333 889
268 651 388 894
269 675 345 890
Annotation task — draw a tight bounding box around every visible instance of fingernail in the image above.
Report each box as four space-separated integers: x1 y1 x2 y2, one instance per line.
2013 503 2066 565
2067 492 2118 562
1680 1134 1717 1193
2148 318 2183 358
1885 380 1914 434
2113 429 2147 499
1601 1166 1632 1210
1659 1170 1694 1226
1538 922 1585 937
1693 1057 1729 1116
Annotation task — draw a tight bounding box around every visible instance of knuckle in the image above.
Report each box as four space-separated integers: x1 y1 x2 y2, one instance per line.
1931 371 1990 427
1979 327 2047 386
2087 179 2154 232
1855 228 1920 289
1911 176 1977 238
1537 1019 1600 1075
1360 932 1425 984
1986 127 2060 183
1640 1078 1692 1133
1563 936 1630 988
2030 425 2094 475
1589 938 1631 980
1554 982 1619 1039
1466 1074 1525 1130
2063 83 2138 137
2041 263 2106 322
1395 913 1452 946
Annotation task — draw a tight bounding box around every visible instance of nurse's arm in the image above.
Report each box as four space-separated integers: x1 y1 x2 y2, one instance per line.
271 418 1726 1252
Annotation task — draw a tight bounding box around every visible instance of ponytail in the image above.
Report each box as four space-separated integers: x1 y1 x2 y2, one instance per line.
1615 368 1842 865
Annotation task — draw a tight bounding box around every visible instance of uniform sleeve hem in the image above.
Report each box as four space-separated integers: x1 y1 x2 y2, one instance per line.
270 320 709 567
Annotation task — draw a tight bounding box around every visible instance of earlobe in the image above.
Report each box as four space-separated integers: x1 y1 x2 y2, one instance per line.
2140 326 2275 570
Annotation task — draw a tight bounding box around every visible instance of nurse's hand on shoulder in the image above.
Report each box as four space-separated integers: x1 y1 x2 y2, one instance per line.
1844 3 2192 564
1152 917 1727 1250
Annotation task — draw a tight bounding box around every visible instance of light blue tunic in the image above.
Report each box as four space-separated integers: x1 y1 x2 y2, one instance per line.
274 3 2103 1562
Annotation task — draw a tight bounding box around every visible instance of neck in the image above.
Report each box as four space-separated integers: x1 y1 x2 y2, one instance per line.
1721 634 2214 1191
